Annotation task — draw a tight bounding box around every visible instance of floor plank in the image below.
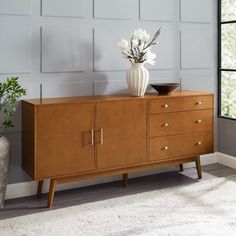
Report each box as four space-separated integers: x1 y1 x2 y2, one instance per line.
1 164 235 220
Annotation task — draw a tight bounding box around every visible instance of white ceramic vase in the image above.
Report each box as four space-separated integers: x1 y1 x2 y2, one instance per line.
126 63 149 97
0 136 10 208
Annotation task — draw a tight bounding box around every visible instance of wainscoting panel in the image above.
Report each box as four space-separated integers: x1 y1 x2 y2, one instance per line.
93 0 133 20
0 0 31 15
41 25 90 72
181 0 212 23
140 0 176 22
94 25 176 71
40 81 93 98
0 17 31 73
181 27 212 69
94 25 133 71
42 0 84 18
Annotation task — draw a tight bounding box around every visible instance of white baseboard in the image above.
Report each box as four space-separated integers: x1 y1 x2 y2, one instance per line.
217 152 236 169
5 153 218 200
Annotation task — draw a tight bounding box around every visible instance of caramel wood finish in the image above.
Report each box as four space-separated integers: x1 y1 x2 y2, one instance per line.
195 156 202 179
123 173 128 187
36 103 95 179
95 100 146 169
179 164 184 172
149 131 213 162
149 95 213 114
48 179 57 208
54 156 198 185
149 110 213 137
37 180 44 198
21 91 214 208
22 102 36 179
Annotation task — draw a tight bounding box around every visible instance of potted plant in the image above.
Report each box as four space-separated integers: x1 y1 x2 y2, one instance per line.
117 28 161 97
0 77 26 208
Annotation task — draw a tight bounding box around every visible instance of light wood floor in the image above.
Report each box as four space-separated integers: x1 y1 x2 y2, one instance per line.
1 163 235 220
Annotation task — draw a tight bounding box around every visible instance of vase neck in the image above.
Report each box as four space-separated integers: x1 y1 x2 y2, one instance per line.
131 63 144 68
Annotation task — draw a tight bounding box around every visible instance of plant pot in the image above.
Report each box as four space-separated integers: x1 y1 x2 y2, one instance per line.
126 63 149 97
0 136 10 208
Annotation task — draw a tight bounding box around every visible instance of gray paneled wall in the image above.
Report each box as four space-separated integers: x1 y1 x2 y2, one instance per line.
0 0 217 184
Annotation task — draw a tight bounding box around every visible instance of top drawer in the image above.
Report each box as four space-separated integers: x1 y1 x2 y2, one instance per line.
149 95 213 114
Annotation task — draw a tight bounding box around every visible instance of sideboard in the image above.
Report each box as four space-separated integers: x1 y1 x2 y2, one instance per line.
22 91 214 208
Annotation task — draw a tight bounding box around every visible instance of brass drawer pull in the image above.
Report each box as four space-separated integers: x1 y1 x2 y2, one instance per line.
163 104 169 108
91 129 94 146
100 128 104 145
196 141 202 145
196 101 202 105
163 146 168 150
162 123 169 127
196 119 202 123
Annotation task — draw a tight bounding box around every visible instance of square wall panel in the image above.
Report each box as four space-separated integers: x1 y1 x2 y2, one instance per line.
94 27 131 71
41 26 89 73
40 81 93 98
0 0 31 15
140 0 176 21
94 26 175 71
0 18 31 73
181 0 211 23
181 75 215 93
94 0 132 19
42 0 84 18
94 80 129 95
181 28 211 69
151 29 176 70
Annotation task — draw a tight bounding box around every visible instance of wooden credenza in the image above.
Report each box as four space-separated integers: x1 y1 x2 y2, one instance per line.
22 91 214 208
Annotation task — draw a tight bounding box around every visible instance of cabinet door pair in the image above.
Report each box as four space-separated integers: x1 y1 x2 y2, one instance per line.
36 100 147 179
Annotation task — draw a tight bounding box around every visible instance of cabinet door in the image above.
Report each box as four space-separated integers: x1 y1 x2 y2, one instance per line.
95 100 147 169
36 103 95 179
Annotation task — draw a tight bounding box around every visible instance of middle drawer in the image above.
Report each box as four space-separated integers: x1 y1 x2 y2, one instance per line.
148 110 213 137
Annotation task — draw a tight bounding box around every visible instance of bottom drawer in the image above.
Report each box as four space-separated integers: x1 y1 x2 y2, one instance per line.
149 131 213 161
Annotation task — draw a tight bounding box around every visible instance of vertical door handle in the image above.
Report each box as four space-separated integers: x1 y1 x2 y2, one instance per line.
91 129 94 146
100 129 104 145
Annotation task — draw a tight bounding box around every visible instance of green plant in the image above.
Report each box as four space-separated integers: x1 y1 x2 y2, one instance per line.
0 77 26 130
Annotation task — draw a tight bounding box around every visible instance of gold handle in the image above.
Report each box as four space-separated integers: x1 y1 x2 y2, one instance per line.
163 146 168 150
196 101 202 105
91 129 94 146
196 119 202 123
100 129 104 145
196 141 202 145
163 104 169 108
162 123 169 127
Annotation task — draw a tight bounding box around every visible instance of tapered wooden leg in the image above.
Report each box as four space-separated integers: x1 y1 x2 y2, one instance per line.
195 156 202 179
123 173 128 187
47 179 57 208
37 180 44 198
179 164 184 172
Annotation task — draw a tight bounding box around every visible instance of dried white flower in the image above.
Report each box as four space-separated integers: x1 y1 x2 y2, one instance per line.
145 51 156 65
117 39 129 50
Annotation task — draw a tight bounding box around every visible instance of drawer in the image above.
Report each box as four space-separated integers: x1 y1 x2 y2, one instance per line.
149 131 213 161
149 95 213 113
148 110 213 137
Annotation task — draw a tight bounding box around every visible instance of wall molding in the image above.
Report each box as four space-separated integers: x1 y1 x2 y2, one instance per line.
6 153 218 200
217 152 236 169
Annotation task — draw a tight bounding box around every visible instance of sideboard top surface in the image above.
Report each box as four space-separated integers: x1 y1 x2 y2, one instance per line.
22 90 213 106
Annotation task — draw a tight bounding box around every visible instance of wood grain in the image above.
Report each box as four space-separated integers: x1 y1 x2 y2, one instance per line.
148 110 213 137
149 131 213 162
21 91 214 208
36 103 95 179
149 95 213 114
95 100 147 169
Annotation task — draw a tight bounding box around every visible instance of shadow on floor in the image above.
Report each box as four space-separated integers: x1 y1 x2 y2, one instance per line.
1 163 235 220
